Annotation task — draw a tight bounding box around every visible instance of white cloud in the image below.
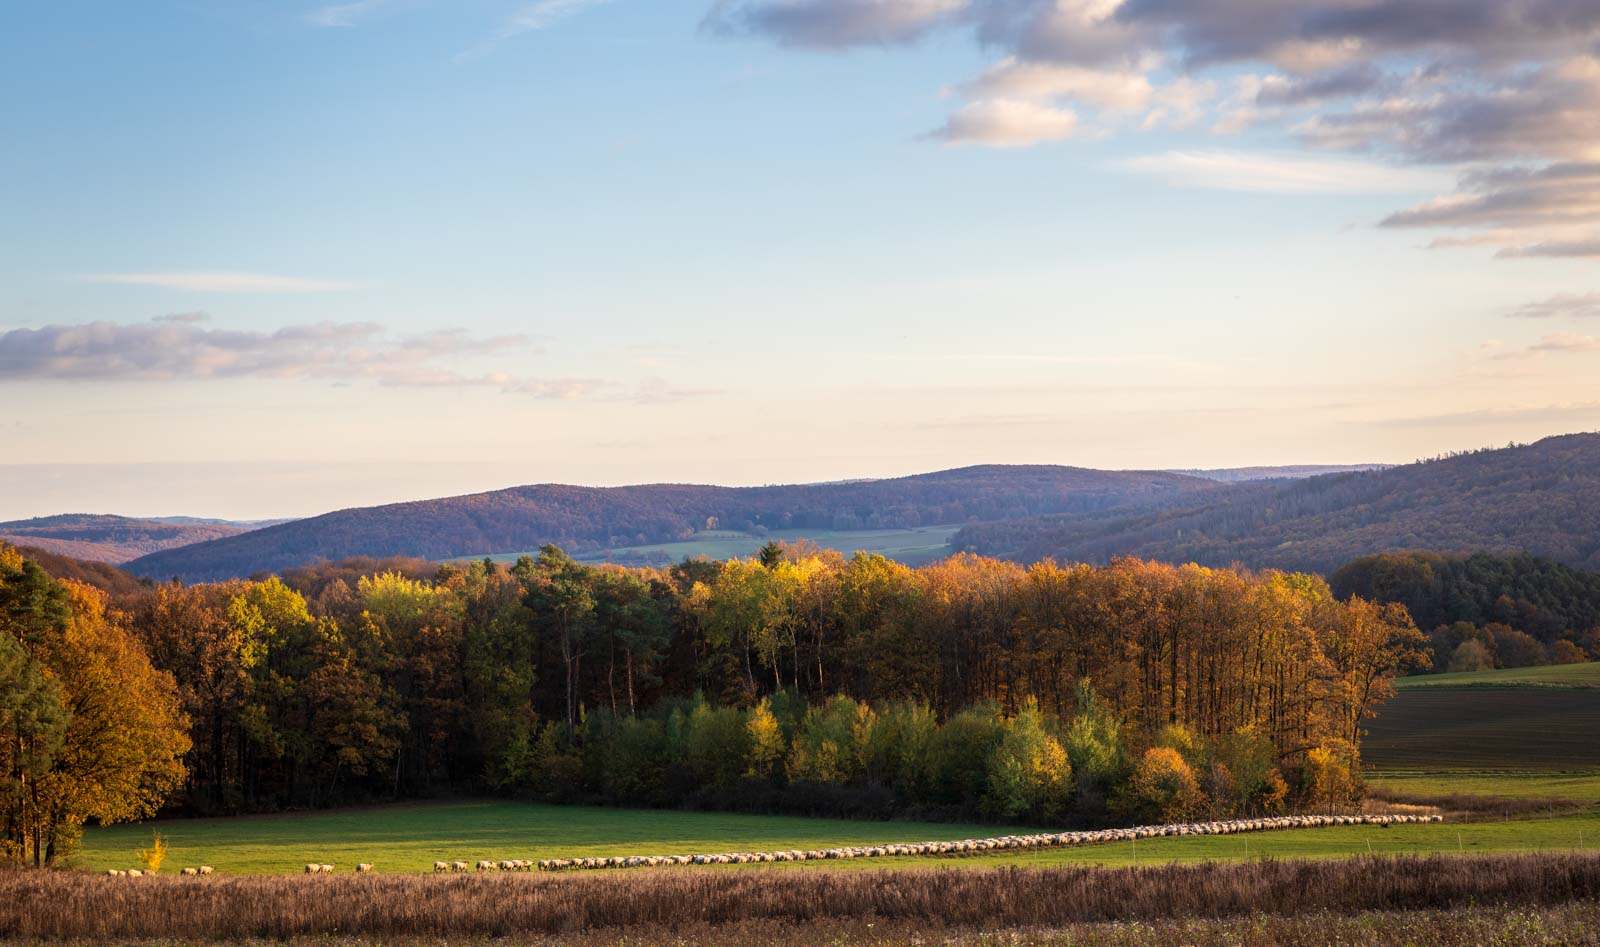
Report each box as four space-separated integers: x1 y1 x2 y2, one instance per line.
1116 150 1448 194
928 99 1078 147
963 57 1153 112
79 272 359 293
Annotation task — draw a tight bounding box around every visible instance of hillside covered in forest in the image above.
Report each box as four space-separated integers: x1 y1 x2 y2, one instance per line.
953 435 1600 574
0 514 251 563
127 465 1219 581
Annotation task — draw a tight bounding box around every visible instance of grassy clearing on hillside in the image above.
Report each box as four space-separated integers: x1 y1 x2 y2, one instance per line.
1397 662 1600 689
1367 771 1600 805
78 800 1600 876
1363 685 1600 770
538 526 961 567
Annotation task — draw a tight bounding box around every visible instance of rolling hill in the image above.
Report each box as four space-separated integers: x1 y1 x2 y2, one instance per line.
125 466 1220 582
953 434 1600 574
0 514 252 563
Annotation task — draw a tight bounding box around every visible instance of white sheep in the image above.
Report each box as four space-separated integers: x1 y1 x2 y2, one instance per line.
452 860 468 872
476 860 495 871
180 867 198 876
356 863 375 873
305 863 319 874
198 866 214 875
434 861 450 872
127 869 143 878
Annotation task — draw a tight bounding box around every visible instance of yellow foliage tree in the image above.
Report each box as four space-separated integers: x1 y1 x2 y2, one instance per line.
745 698 785 779
1128 747 1203 823
2 568 191 866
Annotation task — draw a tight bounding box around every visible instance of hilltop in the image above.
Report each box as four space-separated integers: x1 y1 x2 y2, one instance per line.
126 465 1217 581
0 513 252 563
953 434 1600 574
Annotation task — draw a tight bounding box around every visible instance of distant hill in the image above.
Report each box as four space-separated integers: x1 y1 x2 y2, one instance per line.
953 435 1600 574
125 466 1219 582
0 514 251 564
1169 464 1392 482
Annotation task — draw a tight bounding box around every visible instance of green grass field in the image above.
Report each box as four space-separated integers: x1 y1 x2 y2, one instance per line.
79 799 1600 876
532 526 961 568
1396 662 1600 689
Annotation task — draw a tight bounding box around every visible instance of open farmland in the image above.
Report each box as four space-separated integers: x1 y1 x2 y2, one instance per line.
79 800 1600 876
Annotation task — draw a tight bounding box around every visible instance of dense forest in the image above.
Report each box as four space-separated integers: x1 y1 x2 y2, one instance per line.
4 539 1431 864
1331 551 1600 673
125 467 1219 582
954 435 1600 573
0 515 249 564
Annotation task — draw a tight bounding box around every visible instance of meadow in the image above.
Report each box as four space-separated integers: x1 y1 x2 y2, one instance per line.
1395 662 1600 689
556 525 963 567
78 799 1600 876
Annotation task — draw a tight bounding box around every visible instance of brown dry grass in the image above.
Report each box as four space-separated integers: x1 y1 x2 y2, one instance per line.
2 903 1598 945
4 854 1600 940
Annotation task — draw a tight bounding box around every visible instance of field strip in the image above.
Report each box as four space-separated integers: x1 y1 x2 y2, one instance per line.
533 814 1444 871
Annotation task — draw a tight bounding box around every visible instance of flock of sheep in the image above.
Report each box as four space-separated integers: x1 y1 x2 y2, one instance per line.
432 859 538 872
101 812 1443 878
534 813 1445 872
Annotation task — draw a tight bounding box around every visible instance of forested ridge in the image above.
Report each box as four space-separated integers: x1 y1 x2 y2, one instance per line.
126 466 1218 582
4 538 1427 865
0 514 248 564
954 434 1600 573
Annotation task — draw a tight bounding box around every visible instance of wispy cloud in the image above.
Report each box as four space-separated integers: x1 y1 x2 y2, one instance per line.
1117 150 1449 194
459 0 613 59
79 272 359 293
1506 292 1600 320
304 0 388 28
1531 333 1600 353
0 316 712 404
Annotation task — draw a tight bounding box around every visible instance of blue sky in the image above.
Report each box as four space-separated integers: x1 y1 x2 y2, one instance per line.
2 1 1598 519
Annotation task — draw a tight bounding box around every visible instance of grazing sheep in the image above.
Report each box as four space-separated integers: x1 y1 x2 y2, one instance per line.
105 869 119 877
180 867 198 876
198 866 213 875
434 861 449 872
127 869 143 878
476 860 495 872
305 864 319 874
452 861 468 872
356 863 374 873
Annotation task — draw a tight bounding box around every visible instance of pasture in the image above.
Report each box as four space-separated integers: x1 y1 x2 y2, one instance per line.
1395 661 1600 689
80 799 1600 876
550 525 962 568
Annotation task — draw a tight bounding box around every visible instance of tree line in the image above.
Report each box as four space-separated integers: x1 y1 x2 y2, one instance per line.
3 540 1428 864
1331 551 1600 672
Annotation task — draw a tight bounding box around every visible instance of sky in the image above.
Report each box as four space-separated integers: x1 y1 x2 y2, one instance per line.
2 0 1598 520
